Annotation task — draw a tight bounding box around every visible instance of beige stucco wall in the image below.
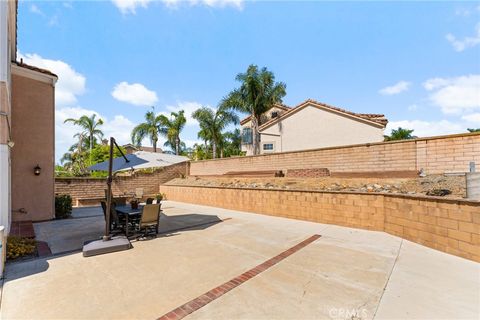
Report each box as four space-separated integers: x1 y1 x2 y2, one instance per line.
10 70 55 221
241 106 290 155
259 104 385 154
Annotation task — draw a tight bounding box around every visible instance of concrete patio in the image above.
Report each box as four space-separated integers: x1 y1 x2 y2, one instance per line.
1 201 479 319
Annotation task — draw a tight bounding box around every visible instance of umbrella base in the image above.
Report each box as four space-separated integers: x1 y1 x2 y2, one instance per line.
82 236 131 257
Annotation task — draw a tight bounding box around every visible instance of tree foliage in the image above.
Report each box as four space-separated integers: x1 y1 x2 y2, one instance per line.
384 127 416 141
64 114 104 156
131 109 165 152
159 110 187 155
192 106 239 158
89 144 127 164
221 65 286 155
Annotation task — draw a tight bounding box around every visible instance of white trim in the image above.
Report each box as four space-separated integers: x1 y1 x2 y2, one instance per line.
11 64 57 85
0 145 10 234
262 141 275 153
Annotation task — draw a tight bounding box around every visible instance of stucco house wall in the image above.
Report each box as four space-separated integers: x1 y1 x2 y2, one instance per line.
260 104 385 153
10 66 56 221
240 105 290 155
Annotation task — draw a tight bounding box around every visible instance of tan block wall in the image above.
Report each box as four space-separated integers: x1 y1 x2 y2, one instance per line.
190 133 480 176
384 197 479 260
55 162 188 207
11 73 55 222
160 185 480 262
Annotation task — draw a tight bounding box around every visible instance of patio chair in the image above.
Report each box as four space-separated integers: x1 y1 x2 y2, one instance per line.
101 201 126 234
138 204 161 237
135 188 144 200
146 197 154 204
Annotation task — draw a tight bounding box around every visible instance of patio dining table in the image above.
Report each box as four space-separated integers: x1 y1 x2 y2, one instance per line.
115 205 144 237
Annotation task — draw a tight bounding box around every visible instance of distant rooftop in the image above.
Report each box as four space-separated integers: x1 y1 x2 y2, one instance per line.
123 143 163 154
240 99 388 128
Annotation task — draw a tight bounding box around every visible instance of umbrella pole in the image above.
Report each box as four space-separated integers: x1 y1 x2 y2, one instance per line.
103 137 115 241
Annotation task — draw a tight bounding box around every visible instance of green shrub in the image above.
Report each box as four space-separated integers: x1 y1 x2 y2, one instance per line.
55 194 72 219
7 236 36 260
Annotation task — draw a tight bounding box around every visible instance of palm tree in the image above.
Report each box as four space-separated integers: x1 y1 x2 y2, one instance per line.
60 143 88 176
221 128 242 157
131 109 164 152
384 127 416 141
163 140 186 155
221 65 286 155
159 110 187 155
64 114 104 156
192 106 239 159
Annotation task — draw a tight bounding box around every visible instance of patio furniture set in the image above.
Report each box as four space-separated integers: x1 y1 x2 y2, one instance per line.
100 199 161 238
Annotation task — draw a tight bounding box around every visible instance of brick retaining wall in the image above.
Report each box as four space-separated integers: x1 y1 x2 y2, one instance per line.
189 132 480 176
286 168 330 178
55 162 188 206
160 184 480 262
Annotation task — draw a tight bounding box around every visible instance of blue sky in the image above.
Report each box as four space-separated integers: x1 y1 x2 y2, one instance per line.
17 0 480 162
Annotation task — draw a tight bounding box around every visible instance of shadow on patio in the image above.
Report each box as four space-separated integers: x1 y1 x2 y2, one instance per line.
33 206 224 256
5 206 224 281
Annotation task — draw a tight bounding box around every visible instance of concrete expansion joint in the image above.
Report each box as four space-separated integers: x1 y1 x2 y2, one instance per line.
372 239 404 319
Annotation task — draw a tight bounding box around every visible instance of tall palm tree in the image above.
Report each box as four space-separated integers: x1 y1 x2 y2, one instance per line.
221 65 286 155
192 106 239 159
159 110 187 155
131 109 164 152
64 114 104 156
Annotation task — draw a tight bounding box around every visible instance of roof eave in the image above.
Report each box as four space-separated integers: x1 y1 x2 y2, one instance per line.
259 100 387 131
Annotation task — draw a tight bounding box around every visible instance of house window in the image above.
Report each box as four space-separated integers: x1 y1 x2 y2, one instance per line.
242 128 253 144
271 111 278 118
263 143 274 151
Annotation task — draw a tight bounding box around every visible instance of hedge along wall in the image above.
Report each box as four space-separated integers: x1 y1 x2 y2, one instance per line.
55 162 188 206
189 132 480 176
160 185 480 262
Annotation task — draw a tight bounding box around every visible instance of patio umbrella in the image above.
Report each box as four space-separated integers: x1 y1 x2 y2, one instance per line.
83 137 132 256
88 151 189 172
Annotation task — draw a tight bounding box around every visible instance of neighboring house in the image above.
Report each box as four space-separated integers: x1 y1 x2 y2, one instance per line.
1 0 57 230
123 143 163 154
240 99 388 155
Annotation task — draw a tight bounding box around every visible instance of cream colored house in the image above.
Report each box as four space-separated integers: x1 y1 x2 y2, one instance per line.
240 99 388 155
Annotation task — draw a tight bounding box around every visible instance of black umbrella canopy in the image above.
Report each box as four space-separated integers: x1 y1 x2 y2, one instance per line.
88 151 190 172
88 154 149 172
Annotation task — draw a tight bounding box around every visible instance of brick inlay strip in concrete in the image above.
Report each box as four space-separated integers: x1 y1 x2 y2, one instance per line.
157 234 321 320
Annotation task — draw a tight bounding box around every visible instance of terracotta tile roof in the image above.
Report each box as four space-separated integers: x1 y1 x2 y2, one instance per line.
258 99 388 130
13 60 58 77
239 103 291 125
300 99 388 126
